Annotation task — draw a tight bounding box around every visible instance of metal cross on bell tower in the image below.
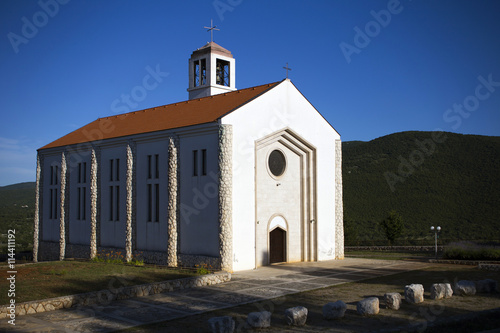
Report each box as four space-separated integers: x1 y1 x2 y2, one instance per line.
283 62 292 79
204 19 220 43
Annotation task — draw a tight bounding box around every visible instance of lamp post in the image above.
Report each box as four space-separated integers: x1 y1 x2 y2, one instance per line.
430 226 441 259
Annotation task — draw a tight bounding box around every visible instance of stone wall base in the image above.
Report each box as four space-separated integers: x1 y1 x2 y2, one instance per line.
38 243 223 270
94 247 171 266
94 246 127 260
133 249 168 265
0 272 231 319
66 243 90 259
38 241 59 261
178 253 221 270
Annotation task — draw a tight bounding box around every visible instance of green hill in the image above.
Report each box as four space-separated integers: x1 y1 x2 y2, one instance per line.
343 131 500 245
0 182 36 251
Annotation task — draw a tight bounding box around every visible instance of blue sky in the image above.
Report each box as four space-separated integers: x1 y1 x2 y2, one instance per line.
1 0 499 186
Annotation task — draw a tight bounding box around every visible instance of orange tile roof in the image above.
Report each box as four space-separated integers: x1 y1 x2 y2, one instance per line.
40 81 282 150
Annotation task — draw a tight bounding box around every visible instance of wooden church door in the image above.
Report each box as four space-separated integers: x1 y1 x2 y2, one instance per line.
269 227 286 263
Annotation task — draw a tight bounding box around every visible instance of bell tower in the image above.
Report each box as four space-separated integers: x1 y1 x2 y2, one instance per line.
187 41 236 100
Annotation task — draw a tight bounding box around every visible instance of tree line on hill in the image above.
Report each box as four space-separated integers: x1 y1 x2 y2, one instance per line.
343 131 500 246
0 182 36 252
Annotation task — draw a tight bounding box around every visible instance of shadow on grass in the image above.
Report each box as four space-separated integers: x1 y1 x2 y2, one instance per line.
0 260 198 304
43 266 196 298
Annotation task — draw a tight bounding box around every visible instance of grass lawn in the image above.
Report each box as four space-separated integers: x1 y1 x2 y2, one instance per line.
0 260 199 305
121 264 500 332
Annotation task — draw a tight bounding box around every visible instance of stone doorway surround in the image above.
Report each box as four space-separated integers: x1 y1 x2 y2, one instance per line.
255 128 317 267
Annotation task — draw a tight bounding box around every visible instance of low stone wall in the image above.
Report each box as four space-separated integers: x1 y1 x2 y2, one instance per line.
0 271 230 319
346 246 444 252
479 264 500 271
429 259 500 266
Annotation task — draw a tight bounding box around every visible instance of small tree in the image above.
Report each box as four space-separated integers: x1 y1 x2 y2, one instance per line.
344 219 360 246
379 210 404 245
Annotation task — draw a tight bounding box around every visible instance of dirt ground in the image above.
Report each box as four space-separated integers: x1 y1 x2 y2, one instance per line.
121 264 500 332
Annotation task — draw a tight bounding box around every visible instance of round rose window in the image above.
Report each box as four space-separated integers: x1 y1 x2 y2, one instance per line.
268 150 286 177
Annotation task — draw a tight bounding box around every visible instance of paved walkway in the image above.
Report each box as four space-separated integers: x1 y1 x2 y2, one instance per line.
1 258 429 332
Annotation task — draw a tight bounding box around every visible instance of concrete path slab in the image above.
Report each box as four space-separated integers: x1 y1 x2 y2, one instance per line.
0 258 429 332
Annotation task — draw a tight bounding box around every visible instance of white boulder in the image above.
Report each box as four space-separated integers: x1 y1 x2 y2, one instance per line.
384 292 402 310
357 297 379 316
323 301 347 319
405 284 424 304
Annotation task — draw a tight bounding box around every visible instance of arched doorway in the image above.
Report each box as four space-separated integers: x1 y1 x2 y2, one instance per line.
255 128 317 267
269 227 286 263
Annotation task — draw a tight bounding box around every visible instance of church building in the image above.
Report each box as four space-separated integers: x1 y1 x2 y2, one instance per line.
33 41 344 272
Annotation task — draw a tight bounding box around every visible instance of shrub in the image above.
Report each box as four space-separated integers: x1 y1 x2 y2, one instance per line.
127 258 144 266
379 210 404 245
195 263 212 275
443 241 500 261
91 256 105 263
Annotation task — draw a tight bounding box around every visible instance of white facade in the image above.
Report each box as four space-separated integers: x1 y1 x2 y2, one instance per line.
68 151 91 245
135 140 169 252
41 154 61 242
34 43 343 272
100 146 127 248
221 79 340 271
178 128 220 257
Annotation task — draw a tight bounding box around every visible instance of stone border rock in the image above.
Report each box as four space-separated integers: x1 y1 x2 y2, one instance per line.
455 280 476 296
475 279 498 293
247 311 271 328
323 300 347 319
0 271 230 319
208 316 235 333
357 297 379 316
430 283 453 300
404 284 424 304
285 306 308 326
384 292 401 310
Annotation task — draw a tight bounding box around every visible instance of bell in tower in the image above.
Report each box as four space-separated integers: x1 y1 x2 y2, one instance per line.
187 41 236 100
